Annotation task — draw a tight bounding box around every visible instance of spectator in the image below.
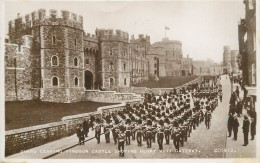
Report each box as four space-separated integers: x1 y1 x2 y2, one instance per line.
233 114 239 141
250 118 256 140
242 115 250 146
227 113 234 137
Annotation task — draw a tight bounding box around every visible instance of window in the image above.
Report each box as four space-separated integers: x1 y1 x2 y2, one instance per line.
123 63 126 70
124 78 127 85
110 78 114 86
52 35 56 45
52 76 59 87
74 77 79 86
74 57 78 66
74 39 77 47
154 57 157 60
51 55 58 66
86 59 89 64
109 50 113 56
109 62 113 70
154 63 157 68
154 70 157 74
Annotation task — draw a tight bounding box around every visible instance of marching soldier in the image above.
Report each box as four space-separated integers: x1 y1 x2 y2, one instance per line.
131 117 136 140
136 119 143 146
164 118 171 145
104 119 111 143
146 120 153 148
113 119 120 144
125 119 131 145
171 125 180 152
157 120 164 151
118 126 126 157
94 118 101 144
205 110 212 129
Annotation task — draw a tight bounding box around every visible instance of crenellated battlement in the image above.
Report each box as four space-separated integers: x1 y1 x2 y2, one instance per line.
130 34 150 43
8 9 84 35
95 28 129 43
84 32 98 43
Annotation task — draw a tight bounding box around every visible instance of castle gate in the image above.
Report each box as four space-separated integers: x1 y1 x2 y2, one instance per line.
85 70 93 90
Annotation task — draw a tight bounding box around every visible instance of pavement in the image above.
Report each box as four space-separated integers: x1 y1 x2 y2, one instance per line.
225 80 256 158
5 75 256 159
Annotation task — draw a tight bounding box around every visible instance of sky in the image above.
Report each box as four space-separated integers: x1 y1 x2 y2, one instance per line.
5 0 245 63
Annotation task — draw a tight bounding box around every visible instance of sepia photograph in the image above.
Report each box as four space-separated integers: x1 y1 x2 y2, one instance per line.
0 0 258 161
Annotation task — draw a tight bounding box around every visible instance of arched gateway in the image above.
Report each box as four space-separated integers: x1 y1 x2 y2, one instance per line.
85 70 93 90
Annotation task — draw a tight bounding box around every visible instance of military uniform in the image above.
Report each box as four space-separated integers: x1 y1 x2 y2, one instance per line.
157 126 164 150
104 123 111 143
95 123 101 144
118 131 126 157
125 123 131 145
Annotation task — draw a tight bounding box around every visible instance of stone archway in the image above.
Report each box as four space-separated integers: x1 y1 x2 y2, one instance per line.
85 70 93 90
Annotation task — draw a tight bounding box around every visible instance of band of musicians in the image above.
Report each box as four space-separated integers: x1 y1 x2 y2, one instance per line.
76 77 222 157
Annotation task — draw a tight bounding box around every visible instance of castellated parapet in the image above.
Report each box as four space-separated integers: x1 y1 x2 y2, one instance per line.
95 29 129 43
84 32 98 43
8 9 83 38
130 34 150 43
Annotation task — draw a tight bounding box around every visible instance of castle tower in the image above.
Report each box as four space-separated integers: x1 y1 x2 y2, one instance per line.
231 50 239 73
8 9 85 103
96 29 130 90
223 45 231 74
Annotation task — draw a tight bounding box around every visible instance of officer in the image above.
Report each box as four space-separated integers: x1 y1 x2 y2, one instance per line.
118 126 126 157
94 118 101 144
157 120 164 151
125 119 131 145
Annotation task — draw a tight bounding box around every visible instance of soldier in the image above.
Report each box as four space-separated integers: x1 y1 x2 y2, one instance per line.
172 125 180 152
131 117 136 140
146 120 153 148
77 125 85 145
113 119 120 144
94 118 101 144
136 119 143 146
205 109 212 129
125 119 131 145
152 120 158 143
157 120 164 151
164 118 171 145
118 126 126 157
104 119 111 143
82 118 89 137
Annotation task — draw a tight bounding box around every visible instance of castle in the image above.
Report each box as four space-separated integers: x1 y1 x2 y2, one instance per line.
5 9 185 103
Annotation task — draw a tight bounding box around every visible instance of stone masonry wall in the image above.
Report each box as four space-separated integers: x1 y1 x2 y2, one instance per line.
5 121 67 156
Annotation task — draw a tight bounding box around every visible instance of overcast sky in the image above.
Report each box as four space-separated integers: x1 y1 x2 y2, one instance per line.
5 0 245 63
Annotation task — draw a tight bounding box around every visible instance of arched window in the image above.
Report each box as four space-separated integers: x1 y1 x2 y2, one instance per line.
123 63 126 70
52 76 59 87
109 62 113 70
110 78 114 86
74 39 77 47
154 63 157 68
74 77 79 86
74 57 78 66
51 55 58 66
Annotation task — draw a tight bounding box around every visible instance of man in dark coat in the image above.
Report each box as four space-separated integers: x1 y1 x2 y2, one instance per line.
233 115 239 141
227 113 234 137
235 86 240 98
236 99 243 117
242 115 250 146
250 118 256 140
83 119 89 137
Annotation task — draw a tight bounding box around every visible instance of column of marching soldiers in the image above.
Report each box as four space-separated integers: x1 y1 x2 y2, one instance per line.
77 78 223 157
